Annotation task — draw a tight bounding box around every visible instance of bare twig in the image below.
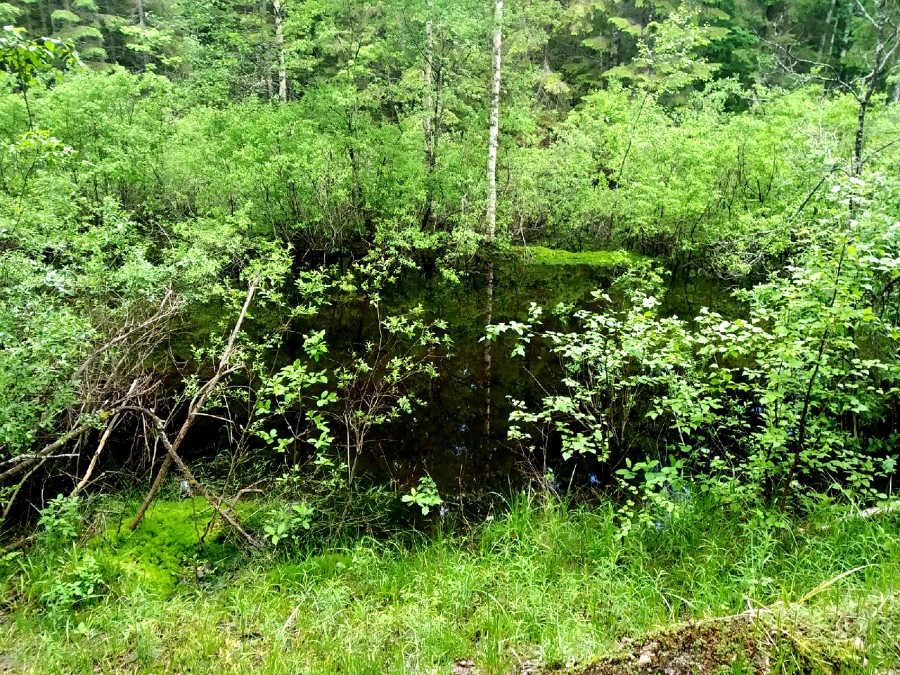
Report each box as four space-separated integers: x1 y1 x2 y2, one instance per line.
124 405 260 548
0 425 92 483
128 278 259 534
72 290 177 381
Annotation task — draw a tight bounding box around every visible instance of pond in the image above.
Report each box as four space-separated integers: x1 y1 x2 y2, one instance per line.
273 252 738 507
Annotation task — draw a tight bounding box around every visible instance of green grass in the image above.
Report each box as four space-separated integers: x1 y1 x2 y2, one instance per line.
1 495 898 673
513 246 640 267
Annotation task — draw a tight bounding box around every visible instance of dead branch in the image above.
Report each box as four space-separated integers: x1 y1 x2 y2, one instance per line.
855 503 900 519
0 425 93 483
69 379 137 497
124 405 260 548
200 485 266 544
127 278 259 535
70 414 120 498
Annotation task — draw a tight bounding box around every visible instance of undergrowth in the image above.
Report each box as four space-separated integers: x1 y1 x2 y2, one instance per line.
0 493 898 674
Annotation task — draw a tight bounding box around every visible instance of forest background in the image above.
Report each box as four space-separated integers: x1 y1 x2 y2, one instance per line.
1 0 900 672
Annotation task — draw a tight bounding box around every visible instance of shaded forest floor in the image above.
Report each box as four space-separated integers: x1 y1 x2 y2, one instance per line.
1 494 898 674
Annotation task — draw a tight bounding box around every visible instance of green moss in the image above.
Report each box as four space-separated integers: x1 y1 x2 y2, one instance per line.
96 500 239 595
513 246 640 267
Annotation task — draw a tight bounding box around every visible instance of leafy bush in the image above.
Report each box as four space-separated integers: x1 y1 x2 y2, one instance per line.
499 175 900 524
37 550 106 611
37 495 82 546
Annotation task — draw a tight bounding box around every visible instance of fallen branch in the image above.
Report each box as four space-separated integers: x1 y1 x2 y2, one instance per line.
128 278 259 536
0 425 92 483
124 405 260 548
200 485 265 545
809 502 900 532
70 413 121 498
854 503 900 520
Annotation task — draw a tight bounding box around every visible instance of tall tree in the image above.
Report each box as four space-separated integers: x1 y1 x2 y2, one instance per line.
424 0 436 230
273 0 287 101
486 0 502 241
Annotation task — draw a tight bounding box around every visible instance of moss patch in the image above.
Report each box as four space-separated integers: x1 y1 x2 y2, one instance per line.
513 246 640 267
552 613 866 675
97 499 239 595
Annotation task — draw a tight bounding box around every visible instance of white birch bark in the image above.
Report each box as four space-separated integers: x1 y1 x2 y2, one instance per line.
486 0 503 241
274 0 288 102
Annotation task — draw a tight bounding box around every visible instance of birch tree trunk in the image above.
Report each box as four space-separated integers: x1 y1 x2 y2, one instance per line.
483 0 503 441
486 0 503 241
274 0 288 102
818 0 838 61
424 0 436 231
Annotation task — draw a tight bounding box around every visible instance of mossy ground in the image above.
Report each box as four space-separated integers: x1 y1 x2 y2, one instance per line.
95 500 242 594
557 610 876 675
512 246 640 267
0 494 898 674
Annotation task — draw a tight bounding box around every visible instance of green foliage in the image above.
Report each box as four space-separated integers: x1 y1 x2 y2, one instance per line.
0 298 92 457
604 6 720 93
615 456 688 536
1 0 899 634
262 502 314 547
496 268 684 469
36 494 82 545
501 175 900 523
36 549 106 611
50 9 80 24
401 476 443 516
248 459 407 551
0 25 77 91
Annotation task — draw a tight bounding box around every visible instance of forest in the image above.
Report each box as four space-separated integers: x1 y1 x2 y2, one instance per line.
1 0 900 672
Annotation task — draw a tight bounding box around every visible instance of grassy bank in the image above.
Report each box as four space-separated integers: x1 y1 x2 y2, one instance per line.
1 495 898 674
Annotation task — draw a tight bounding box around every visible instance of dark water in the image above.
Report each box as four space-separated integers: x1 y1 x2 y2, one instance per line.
287 260 735 503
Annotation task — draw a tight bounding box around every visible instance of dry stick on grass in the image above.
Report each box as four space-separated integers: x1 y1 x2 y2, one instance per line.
124 406 261 548
200 485 265 545
127 279 260 540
